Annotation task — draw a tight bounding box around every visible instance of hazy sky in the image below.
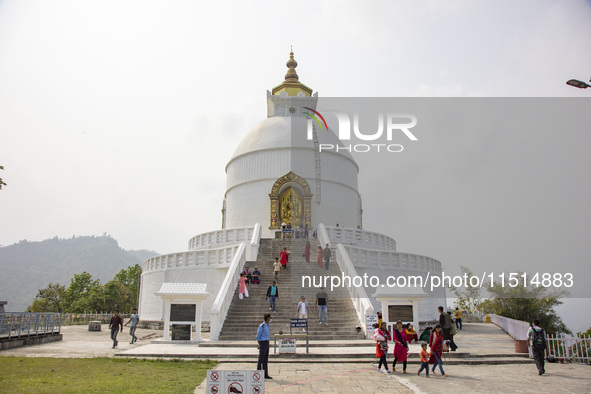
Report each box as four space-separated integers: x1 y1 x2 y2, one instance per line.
1 1 591 329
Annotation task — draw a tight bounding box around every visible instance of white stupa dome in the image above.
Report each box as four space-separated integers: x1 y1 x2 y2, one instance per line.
223 53 362 235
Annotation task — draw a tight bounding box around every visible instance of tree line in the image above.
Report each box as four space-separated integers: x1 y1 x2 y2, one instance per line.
27 264 141 314
451 266 572 335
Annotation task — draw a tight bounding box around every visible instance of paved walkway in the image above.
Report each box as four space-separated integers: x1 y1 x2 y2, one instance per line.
0 322 521 359
1 323 589 393
192 361 591 393
195 362 414 393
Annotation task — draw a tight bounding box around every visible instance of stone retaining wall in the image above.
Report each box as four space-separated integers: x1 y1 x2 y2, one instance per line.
0 333 63 351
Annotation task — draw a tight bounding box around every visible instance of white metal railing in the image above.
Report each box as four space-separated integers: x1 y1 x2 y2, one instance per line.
489 314 531 340
334 243 375 334
317 223 330 249
324 226 396 251
543 333 591 364
209 242 247 341
60 313 138 325
188 226 255 250
343 245 442 273
0 313 61 339
246 223 261 261
209 223 262 341
142 245 241 273
319 223 375 333
490 314 591 364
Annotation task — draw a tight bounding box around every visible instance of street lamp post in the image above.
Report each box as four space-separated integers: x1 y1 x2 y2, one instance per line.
566 78 591 89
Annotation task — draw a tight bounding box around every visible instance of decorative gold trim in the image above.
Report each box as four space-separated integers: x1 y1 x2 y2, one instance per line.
269 171 312 229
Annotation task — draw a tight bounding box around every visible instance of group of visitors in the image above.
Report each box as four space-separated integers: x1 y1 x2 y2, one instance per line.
238 266 262 300
240 266 260 285
438 306 459 351
280 222 292 239
316 243 331 270
108 308 139 348
372 308 549 379
239 244 291 301
281 221 311 239
372 305 460 377
271 242 331 272
290 288 329 325
270 248 289 284
372 320 448 377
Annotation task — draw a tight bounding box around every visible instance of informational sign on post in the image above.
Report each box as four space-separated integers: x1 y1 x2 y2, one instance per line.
206 370 264 394
366 314 379 335
278 337 296 353
290 319 308 329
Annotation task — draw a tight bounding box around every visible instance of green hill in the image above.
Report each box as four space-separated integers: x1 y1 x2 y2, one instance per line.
0 236 158 312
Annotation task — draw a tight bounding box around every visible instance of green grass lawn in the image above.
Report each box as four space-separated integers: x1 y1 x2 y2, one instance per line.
0 357 217 393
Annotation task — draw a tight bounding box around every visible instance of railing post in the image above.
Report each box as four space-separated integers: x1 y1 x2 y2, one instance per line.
18 313 24 338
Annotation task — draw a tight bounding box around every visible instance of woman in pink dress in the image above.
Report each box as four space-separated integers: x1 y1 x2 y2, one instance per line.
238 273 248 300
392 320 409 373
317 245 323 267
279 248 289 269
304 241 311 263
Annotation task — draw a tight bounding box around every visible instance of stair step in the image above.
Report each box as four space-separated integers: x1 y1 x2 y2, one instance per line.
219 239 363 341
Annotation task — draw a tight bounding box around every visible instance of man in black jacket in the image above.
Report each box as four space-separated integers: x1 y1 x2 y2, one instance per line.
438 306 458 351
266 281 279 312
109 310 123 348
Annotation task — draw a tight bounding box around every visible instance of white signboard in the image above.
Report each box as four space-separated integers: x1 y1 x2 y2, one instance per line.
278 337 296 354
366 314 379 332
206 370 264 394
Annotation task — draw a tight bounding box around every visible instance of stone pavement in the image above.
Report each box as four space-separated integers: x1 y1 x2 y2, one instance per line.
1 323 590 393
195 362 414 393
193 361 591 393
0 323 527 360
0 325 164 358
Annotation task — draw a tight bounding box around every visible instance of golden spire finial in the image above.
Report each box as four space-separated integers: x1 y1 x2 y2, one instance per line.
285 49 299 83
271 49 312 96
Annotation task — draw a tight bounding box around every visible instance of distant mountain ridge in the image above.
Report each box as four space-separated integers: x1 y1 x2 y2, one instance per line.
0 235 158 312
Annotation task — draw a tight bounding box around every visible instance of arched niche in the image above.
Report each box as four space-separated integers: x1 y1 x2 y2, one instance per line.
269 171 312 229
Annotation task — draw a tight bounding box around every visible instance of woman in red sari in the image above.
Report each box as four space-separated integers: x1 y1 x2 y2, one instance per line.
392 320 409 373
374 322 391 373
428 323 447 377
304 241 311 263
279 247 288 269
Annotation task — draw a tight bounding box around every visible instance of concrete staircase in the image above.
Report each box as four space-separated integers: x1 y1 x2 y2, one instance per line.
218 238 366 341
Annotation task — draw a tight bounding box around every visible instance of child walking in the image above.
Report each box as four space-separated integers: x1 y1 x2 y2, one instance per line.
417 343 430 377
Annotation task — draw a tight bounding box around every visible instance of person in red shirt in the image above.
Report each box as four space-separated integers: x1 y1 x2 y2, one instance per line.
279 248 289 269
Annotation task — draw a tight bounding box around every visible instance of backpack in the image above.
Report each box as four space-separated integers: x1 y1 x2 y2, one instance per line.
532 328 546 349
